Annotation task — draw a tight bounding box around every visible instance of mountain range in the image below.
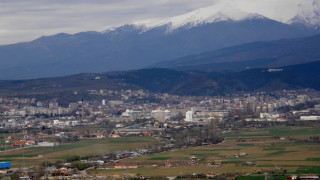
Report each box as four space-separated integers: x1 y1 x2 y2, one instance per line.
152 33 320 71
0 0 320 80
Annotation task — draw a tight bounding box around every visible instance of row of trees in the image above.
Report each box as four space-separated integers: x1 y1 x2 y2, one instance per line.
171 119 223 147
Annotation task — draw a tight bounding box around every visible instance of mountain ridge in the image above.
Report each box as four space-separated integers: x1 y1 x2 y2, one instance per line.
1 61 320 99
151 33 320 71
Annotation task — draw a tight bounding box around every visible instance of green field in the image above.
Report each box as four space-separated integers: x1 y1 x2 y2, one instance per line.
89 126 320 178
2 126 320 178
148 157 171 160
237 143 255 146
0 137 158 167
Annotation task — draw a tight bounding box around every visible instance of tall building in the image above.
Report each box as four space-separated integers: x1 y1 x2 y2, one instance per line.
185 108 196 122
102 99 106 106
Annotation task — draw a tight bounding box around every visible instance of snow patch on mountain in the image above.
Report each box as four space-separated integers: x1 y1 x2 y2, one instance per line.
136 1 264 32
234 0 320 25
129 0 320 33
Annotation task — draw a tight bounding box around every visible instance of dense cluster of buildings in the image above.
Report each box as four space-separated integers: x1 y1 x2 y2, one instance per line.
0 89 319 147
1 89 320 130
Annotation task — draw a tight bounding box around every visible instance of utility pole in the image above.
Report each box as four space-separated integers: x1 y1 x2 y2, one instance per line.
264 171 268 180
45 157 48 180
126 164 128 180
23 147 25 168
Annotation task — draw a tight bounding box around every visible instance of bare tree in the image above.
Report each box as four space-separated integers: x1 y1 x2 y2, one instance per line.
208 119 221 144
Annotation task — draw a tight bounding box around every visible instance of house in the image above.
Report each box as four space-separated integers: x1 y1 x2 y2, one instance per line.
246 162 255 166
115 163 127 169
207 162 222 167
95 160 104 166
206 173 217 179
53 120 60 125
116 124 124 128
51 168 71 176
112 133 120 138
234 152 248 158
275 164 281 170
144 133 152 137
192 173 205 178
299 174 319 179
11 141 25 147
165 160 172 167
25 140 35 146
188 156 197 165
96 134 105 139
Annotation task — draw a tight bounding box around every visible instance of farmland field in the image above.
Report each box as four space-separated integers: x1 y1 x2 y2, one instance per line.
0 137 158 167
1 125 320 178
89 125 320 178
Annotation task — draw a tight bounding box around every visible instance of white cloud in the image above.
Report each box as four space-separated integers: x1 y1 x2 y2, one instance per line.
0 0 215 45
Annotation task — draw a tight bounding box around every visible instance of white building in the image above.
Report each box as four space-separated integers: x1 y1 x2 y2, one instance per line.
185 108 228 122
53 120 60 125
122 109 141 117
38 142 55 147
300 116 320 121
185 108 198 122
185 110 194 122
109 100 123 106
260 113 281 121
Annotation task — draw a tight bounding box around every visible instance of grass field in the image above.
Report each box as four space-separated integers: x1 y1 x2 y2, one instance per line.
0 137 158 167
1 125 320 178
89 126 320 178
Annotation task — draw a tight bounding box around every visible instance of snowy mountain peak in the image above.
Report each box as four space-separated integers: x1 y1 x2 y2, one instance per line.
138 1 261 31
287 1 320 26
129 0 320 33
230 0 320 25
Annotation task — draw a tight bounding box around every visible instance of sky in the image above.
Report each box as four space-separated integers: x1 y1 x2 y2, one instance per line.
0 0 215 45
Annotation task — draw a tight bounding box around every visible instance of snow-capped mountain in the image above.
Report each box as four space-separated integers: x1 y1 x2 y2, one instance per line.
232 0 320 26
0 0 319 80
137 1 263 32
132 0 320 32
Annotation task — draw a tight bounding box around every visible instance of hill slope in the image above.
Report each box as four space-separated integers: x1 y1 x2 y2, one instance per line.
1 61 320 100
152 33 320 71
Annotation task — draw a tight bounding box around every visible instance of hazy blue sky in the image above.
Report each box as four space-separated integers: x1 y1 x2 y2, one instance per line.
0 0 215 45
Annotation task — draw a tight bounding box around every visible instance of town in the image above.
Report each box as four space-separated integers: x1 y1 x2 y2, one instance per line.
0 88 320 179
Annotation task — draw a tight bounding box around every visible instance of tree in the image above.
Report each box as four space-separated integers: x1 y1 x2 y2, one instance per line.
208 119 221 144
55 160 63 169
66 155 80 162
72 161 89 171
